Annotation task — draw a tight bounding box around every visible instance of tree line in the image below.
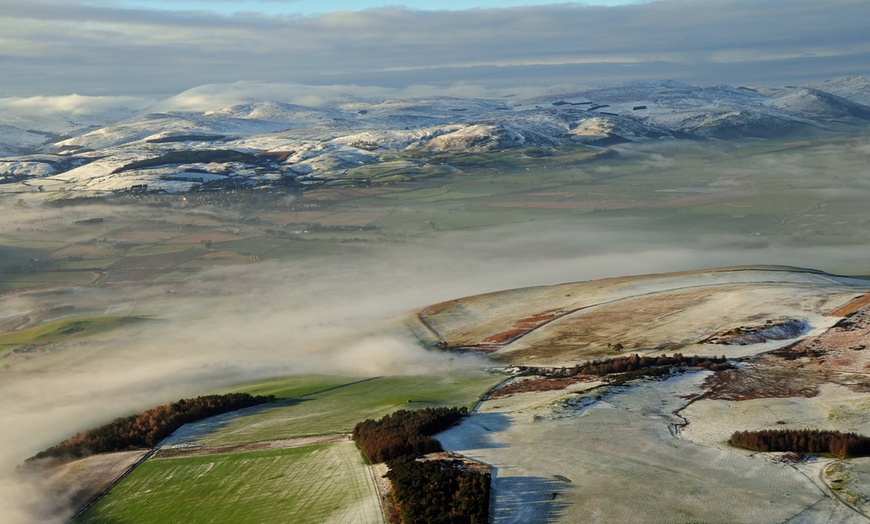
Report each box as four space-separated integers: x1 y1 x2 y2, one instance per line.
570 353 732 376
386 455 490 524
27 393 275 463
519 353 732 383
353 406 489 523
353 407 467 464
731 429 870 458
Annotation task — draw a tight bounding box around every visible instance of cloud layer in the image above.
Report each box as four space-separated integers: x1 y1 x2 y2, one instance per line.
2 0 869 96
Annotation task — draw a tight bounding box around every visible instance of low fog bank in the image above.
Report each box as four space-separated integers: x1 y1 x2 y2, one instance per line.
3 208 870 522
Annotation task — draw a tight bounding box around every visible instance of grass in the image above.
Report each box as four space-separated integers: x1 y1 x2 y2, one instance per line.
218 374 363 399
45 257 121 271
76 442 381 524
0 270 99 292
124 244 201 256
0 316 143 348
196 372 504 446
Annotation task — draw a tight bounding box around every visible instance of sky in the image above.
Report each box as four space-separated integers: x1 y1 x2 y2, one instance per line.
1 0 869 98
109 0 650 16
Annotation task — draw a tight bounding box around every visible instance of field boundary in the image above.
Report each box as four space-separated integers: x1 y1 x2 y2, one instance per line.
155 434 350 458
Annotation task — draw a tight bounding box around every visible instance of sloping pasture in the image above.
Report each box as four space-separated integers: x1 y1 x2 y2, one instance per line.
496 283 848 365
417 267 861 366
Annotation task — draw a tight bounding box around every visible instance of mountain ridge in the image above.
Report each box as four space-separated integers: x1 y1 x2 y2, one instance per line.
2 77 869 195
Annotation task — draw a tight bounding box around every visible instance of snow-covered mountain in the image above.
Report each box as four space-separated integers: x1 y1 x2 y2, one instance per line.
2 77 869 195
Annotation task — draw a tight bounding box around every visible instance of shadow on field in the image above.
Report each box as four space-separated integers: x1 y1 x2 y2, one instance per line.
438 411 513 450
491 472 571 523
158 398 308 446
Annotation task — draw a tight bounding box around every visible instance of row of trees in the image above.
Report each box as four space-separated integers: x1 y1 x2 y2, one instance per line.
353 407 467 464
28 393 275 462
386 455 490 524
353 407 490 523
518 354 732 383
731 429 870 458
571 353 732 376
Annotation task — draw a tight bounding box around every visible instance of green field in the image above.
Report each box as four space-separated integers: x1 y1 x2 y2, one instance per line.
71 372 501 521
218 374 364 399
194 372 504 446
1 270 99 291
0 316 142 348
77 442 381 524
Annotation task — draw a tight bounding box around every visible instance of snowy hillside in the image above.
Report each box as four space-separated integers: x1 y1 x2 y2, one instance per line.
1 77 869 195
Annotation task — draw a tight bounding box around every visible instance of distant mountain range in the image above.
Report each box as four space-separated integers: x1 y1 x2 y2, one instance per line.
2 77 869 195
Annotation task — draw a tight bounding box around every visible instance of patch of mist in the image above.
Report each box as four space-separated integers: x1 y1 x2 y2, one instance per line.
0 474 67 524
150 80 577 112
0 94 154 121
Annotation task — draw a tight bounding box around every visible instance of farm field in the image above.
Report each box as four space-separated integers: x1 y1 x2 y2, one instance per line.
169 372 503 446
216 374 363 399
438 386 827 523
4 134 870 523
23 451 149 523
76 442 381 524
3 136 870 298
416 266 863 366
431 278 870 522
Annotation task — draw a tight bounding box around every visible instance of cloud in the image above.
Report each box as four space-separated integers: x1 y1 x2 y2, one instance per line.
147 80 552 111
0 94 154 118
0 0 868 96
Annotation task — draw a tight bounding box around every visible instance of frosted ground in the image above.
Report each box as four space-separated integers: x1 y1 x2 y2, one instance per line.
439 373 867 523
430 267 870 522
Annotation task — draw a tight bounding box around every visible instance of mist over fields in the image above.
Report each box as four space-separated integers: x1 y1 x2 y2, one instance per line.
2 82 870 522
2 0 870 519
2 214 867 521
3 134 870 433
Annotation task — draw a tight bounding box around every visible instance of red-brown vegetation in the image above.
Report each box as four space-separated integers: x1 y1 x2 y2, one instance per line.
705 303 870 400
489 354 731 398
483 308 580 345
27 393 275 464
731 429 870 458
703 366 823 401
828 293 870 317
487 376 591 399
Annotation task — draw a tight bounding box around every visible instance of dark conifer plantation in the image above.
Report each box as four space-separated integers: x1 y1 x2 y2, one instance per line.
353 406 489 523
353 407 467 464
